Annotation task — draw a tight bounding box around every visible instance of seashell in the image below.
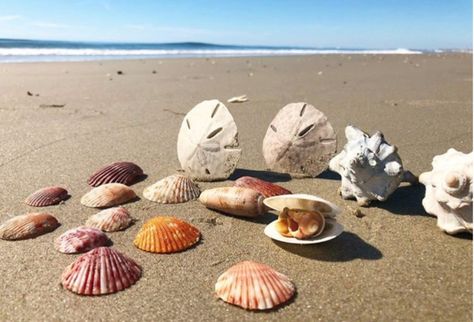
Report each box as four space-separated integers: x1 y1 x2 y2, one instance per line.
61 247 141 295
419 148 472 235
87 161 144 187
215 260 295 310
25 186 68 207
134 216 201 253
199 187 266 217
143 174 200 204
0 212 59 240
227 94 248 103
234 176 291 198
55 227 109 254
275 207 325 239
80 183 137 208
262 102 337 178
329 125 417 206
177 100 242 181
85 207 133 232
264 193 341 218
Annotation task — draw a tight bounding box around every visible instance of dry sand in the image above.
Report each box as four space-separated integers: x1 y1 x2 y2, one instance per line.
0 54 471 321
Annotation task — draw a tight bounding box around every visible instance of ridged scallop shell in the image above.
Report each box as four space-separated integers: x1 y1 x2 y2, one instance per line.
61 247 141 295
133 216 200 253
80 183 137 208
0 212 59 240
215 261 296 310
25 186 68 207
199 187 266 217
234 176 291 198
55 227 109 254
85 207 133 232
143 174 200 204
88 161 144 187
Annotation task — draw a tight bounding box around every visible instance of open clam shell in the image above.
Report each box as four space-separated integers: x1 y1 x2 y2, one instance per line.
264 218 343 244
263 194 341 218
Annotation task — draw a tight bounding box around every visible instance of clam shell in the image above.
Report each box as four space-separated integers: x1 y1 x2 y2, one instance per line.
80 183 137 208
264 194 341 218
25 186 68 207
199 187 266 217
55 227 109 254
88 161 144 187
276 208 325 239
143 174 200 204
61 247 141 295
133 216 200 253
0 212 59 240
85 207 133 232
215 261 295 310
234 176 291 198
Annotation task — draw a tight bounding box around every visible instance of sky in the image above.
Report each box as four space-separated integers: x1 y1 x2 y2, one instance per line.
0 0 471 49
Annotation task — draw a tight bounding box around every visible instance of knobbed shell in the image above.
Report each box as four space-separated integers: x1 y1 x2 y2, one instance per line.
262 102 337 178
199 187 266 217
87 161 144 187
85 207 133 232
215 261 296 310
25 186 68 207
55 227 109 254
234 176 291 198
134 216 201 253
61 247 141 296
0 212 59 240
143 174 200 204
275 207 325 239
177 99 242 181
80 183 137 208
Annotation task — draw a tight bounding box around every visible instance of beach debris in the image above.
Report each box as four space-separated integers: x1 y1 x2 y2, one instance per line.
88 161 144 187
419 148 472 234
262 102 337 178
55 227 109 254
116 70 124 75
134 216 201 253
0 213 59 240
39 104 65 108
215 261 295 310
61 247 141 296
27 91 33 96
177 99 241 181
348 207 365 218
248 72 254 77
329 125 417 206
227 95 248 103
317 71 323 75
233 176 291 198
80 183 137 208
152 70 157 74
25 186 68 207
274 207 325 239
85 207 134 232
199 187 266 217
143 174 200 204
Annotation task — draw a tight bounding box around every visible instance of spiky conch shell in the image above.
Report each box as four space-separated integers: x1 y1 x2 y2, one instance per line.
199 187 266 217
25 186 68 207
215 260 296 310
87 161 144 187
80 183 137 208
233 176 291 198
61 247 141 296
55 227 109 254
85 207 133 232
143 174 200 204
0 213 59 240
133 216 200 253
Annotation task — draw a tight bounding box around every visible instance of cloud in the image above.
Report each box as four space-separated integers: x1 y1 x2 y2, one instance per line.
31 22 72 29
0 15 22 22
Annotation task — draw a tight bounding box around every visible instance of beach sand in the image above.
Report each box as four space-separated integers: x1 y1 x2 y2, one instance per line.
0 54 471 321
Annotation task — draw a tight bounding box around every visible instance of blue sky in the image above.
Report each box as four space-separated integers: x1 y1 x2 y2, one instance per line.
0 0 471 49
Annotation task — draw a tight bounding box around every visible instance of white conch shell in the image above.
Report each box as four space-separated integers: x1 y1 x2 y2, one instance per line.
419 148 472 235
177 100 241 181
329 125 416 206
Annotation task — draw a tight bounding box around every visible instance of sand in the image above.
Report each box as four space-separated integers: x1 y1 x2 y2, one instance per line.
0 54 471 321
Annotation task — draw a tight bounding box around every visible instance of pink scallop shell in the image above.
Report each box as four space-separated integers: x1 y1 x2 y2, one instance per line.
85 207 133 232
234 176 292 198
25 186 68 207
88 162 144 187
55 227 109 254
0 212 59 240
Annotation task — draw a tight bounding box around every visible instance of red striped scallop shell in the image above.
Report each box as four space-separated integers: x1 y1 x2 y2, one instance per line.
234 176 292 198
80 183 137 208
55 227 109 254
25 186 68 207
0 212 59 240
87 161 144 187
85 207 133 232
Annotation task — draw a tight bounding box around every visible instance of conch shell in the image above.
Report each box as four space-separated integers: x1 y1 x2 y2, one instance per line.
275 207 325 239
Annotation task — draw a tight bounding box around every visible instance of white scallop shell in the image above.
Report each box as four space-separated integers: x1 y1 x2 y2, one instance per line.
263 193 341 218
85 207 133 232
143 174 200 203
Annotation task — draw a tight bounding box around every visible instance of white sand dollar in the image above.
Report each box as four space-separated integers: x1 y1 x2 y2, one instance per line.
177 100 241 181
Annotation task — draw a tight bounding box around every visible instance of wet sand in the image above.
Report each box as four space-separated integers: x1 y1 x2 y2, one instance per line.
0 54 471 321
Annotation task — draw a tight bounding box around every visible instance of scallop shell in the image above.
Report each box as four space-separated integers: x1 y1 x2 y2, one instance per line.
199 187 266 217
234 176 291 198
55 227 109 254
177 99 242 181
85 207 133 232
262 102 337 178
88 161 144 187
61 247 141 295
133 216 200 253
80 183 137 208
264 193 341 218
215 261 296 310
143 174 200 204
25 186 68 207
0 212 59 240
